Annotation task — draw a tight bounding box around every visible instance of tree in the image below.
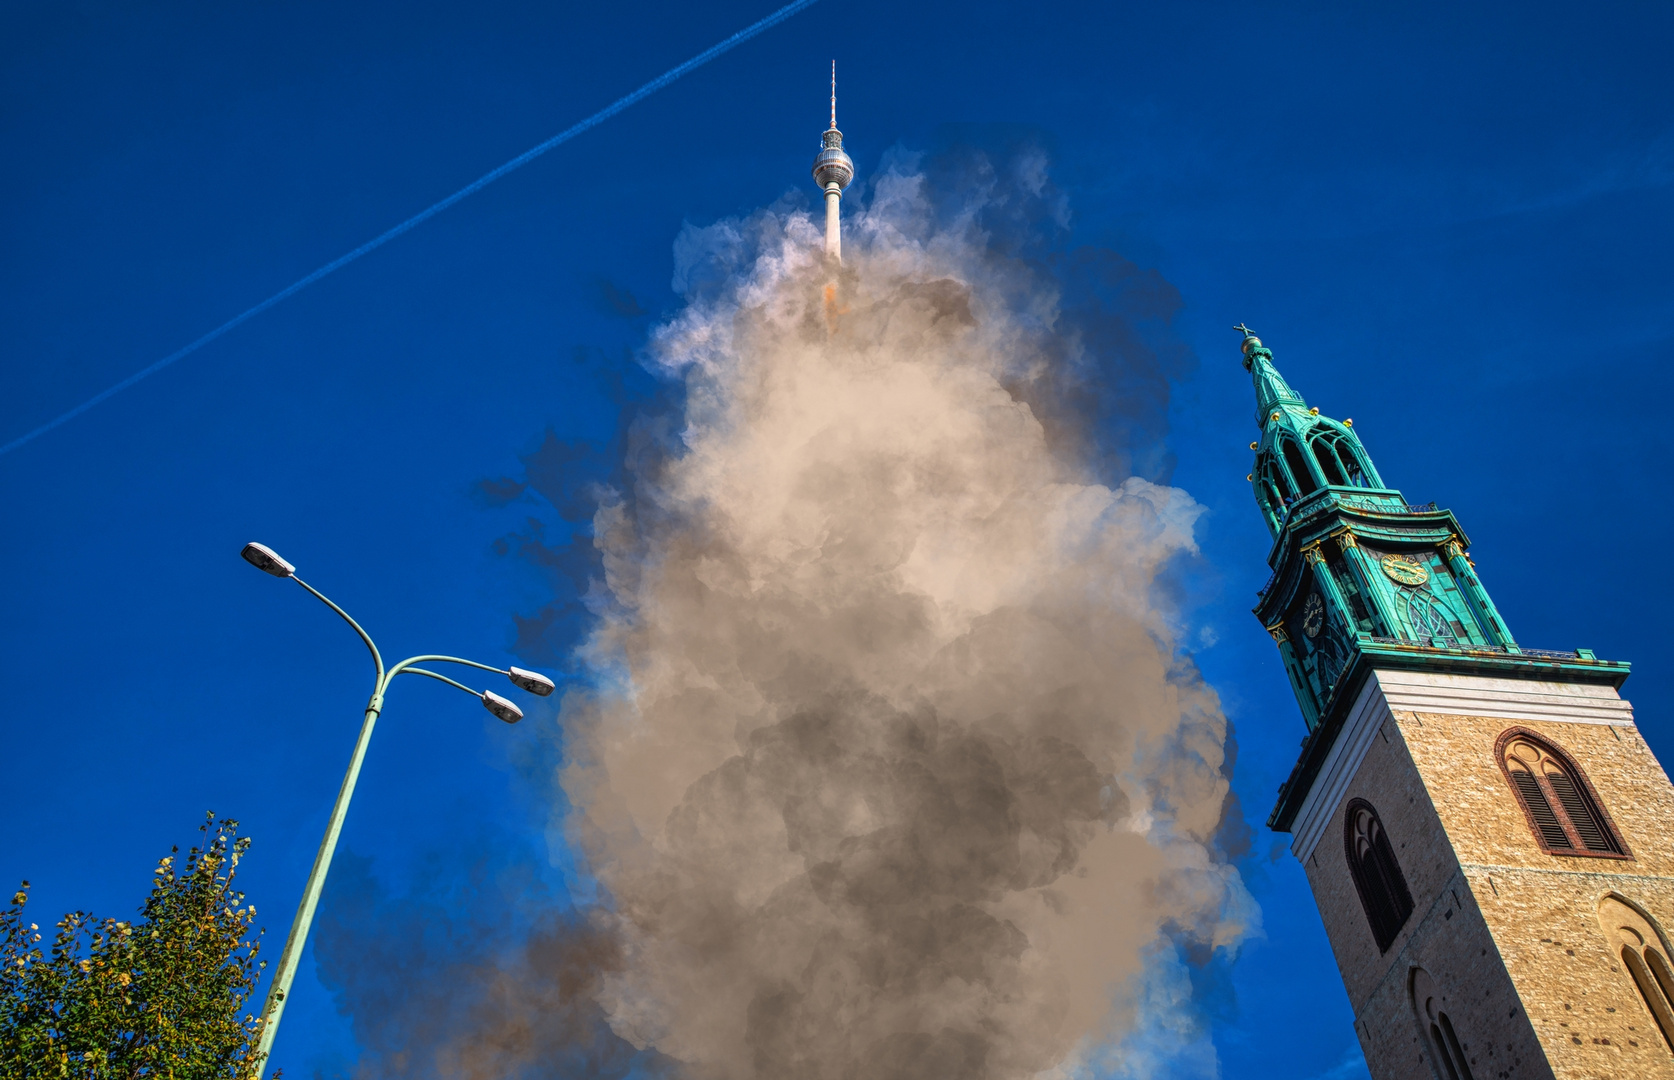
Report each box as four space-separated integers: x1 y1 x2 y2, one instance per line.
0 814 272 1079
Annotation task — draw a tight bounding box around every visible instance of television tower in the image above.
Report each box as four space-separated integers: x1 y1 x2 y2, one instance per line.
811 60 855 261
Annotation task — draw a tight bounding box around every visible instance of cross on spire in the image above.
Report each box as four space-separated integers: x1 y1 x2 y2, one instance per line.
1234 322 1256 338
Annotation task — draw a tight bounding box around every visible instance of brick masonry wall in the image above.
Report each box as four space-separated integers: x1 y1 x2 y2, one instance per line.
1401 709 1674 1079
1299 692 1674 1080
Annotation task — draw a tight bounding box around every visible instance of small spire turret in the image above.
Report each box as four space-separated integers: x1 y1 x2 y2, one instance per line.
1238 324 1378 539
1238 324 1306 427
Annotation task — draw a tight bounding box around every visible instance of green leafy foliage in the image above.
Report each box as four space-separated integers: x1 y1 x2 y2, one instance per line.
0 814 273 1079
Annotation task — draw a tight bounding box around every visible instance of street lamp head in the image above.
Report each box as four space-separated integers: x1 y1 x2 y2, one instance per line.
507 667 555 697
481 690 523 724
242 542 295 578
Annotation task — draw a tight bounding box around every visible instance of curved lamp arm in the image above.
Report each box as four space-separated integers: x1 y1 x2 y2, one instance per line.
385 657 530 725
386 654 506 681
291 576 385 684
387 655 554 701
398 666 482 697
392 664 524 724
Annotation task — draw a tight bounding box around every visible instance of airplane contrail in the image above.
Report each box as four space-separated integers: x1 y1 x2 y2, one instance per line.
0 0 822 459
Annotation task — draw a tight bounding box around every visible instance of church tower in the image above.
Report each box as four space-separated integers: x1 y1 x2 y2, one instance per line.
1240 326 1674 1078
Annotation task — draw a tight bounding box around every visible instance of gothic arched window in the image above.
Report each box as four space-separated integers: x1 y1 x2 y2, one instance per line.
1257 455 1290 523
1280 437 1319 496
1307 426 1374 490
1598 895 1674 1053
1311 435 1347 486
1334 438 1372 488
1410 968 1477 1080
1497 730 1628 857
1398 586 1463 646
1344 799 1414 952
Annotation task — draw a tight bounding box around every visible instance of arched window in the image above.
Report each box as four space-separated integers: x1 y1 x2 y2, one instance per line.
1410 968 1477 1080
1312 436 1347 486
1398 586 1463 646
1280 437 1319 496
1335 439 1369 488
1345 799 1414 952
1305 426 1374 490
1257 455 1291 519
1497 730 1628 857
1598 895 1674 1053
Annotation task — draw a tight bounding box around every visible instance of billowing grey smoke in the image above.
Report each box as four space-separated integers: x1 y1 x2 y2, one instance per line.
553 153 1253 1079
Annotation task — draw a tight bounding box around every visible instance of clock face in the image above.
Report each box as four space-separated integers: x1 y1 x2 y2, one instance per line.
1380 553 1430 586
1302 592 1325 638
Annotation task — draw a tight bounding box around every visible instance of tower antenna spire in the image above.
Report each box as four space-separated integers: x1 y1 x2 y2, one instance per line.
811 61 855 261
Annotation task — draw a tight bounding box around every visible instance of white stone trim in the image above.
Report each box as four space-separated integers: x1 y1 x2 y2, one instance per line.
1372 668 1634 726
1291 677 1393 862
1288 669 1636 862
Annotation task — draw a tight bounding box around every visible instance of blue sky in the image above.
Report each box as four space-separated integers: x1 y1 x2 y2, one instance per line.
2 2 1670 1077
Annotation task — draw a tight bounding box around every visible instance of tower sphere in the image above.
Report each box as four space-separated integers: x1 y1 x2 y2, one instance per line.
812 129 854 191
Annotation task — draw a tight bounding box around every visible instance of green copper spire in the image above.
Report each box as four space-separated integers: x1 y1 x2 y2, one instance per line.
1236 325 1630 833
1239 325 1384 538
1235 322 1305 425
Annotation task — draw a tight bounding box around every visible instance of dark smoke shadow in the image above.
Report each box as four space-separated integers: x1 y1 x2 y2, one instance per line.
910 125 1199 486
312 837 679 1080
479 345 683 670
596 279 650 319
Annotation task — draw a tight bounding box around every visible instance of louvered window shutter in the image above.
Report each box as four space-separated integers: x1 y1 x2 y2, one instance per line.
1510 770 1570 850
1545 769 1617 853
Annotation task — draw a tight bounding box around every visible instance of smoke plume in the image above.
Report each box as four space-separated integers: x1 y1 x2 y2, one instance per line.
551 148 1253 1079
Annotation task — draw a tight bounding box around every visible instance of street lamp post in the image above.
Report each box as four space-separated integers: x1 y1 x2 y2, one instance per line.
239 542 554 1075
